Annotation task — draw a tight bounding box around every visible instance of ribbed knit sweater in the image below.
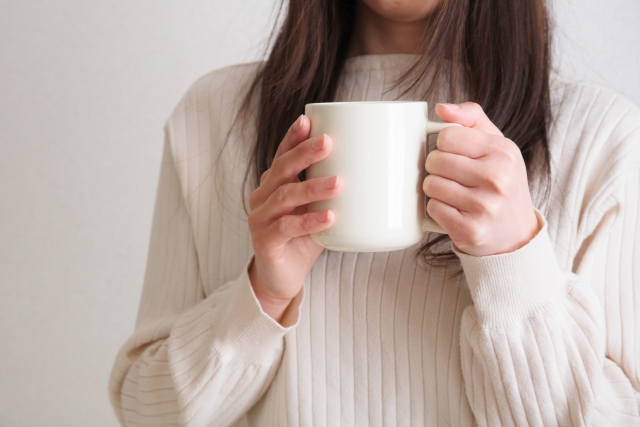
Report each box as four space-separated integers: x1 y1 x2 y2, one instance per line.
109 54 640 426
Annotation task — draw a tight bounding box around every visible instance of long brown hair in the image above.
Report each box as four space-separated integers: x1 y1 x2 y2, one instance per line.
236 0 552 268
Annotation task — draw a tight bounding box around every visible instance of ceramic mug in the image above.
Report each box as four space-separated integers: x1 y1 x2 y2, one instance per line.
304 101 459 252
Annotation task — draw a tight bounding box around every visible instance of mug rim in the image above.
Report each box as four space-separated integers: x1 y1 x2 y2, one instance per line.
306 100 427 106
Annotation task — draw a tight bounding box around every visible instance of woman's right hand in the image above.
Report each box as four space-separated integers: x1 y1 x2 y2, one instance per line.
247 114 343 324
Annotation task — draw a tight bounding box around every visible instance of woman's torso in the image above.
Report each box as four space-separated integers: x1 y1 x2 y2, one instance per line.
164 53 631 426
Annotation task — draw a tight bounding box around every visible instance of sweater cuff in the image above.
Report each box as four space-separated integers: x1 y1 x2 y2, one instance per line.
453 209 567 329
210 255 304 363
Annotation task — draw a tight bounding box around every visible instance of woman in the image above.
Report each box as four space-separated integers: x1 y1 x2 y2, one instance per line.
109 0 640 425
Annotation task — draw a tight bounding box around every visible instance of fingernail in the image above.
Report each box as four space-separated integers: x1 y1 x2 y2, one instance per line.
293 114 304 130
312 134 326 150
316 210 329 222
438 103 459 110
322 175 338 189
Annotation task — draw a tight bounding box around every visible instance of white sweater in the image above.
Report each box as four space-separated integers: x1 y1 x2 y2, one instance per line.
109 53 640 426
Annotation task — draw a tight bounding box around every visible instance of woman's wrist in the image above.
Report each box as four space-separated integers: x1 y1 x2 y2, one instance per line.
452 209 566 328
248 259 294 324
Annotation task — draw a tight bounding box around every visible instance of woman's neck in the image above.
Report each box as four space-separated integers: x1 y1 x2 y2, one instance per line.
346 1 432 57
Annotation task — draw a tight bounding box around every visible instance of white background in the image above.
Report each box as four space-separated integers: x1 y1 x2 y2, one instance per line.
0 0 638 425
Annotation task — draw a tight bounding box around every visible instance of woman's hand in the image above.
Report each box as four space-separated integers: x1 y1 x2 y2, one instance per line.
423 102 541 257
248 114 343 323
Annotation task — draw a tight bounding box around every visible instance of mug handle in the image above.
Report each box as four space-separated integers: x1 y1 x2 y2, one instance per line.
421 121 462 234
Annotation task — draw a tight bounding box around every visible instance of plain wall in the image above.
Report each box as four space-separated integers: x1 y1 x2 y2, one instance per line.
0 1 638 426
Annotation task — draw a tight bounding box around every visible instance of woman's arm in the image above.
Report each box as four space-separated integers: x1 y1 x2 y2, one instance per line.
426 100 640 426
459 193 640 426
108 133 302 427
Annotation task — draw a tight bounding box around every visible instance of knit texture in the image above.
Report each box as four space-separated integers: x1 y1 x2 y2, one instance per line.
109 54 640 426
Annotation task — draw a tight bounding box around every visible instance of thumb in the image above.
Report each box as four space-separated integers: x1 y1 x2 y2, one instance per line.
435 102 503 137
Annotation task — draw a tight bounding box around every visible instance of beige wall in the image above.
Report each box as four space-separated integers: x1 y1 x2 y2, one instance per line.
0 1 277 425
553 0 640 106
0 1 638 425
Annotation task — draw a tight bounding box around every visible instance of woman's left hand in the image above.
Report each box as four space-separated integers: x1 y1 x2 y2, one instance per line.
423 102 541 257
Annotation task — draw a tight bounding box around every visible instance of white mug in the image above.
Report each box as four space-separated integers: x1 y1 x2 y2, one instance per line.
305 101 459 252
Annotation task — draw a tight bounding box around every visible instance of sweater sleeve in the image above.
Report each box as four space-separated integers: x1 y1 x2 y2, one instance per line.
108 132 303 427
456 170 640 425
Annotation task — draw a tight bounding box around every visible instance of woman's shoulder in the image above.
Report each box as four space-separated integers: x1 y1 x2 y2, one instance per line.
162 60 265 179
165 60 264 132
549 73 640 142
161 61 265 207
548 73 640 184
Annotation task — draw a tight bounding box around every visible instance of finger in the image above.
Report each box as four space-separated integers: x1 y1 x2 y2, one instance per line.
256 134 332 204
423 174 476 213
273 114 311 162
267 210 335 246
435 102 503 136
425 149 484 187
256 175 342 222
260 168 270 185
426 198 464 233
436 125 502 159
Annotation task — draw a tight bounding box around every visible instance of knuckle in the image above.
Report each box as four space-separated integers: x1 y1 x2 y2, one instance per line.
274 185 289 204
440 126 455 141
492 174 511 196
469 195 485 213
425 151 437 171
281 151 303 175
423 175 435 195
437 128 447 142
270 156 281 170
484 199 498 217
422 176 430 194
269 158 283 177
276 216 289 235
501 138 521 159
478 197 499 217
260 169 270 183
249 190 260 209
468 102 484 114
272 155 293 177
483 170 509 195
307 177 321 192
436 129 451 149
301 213 315 230
309 181 325 199
303 140 318 158
498 144 517 163
464 222 487 246
465 231 480 247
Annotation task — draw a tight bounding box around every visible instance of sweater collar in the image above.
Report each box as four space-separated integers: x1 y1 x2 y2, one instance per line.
342 53 422 73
